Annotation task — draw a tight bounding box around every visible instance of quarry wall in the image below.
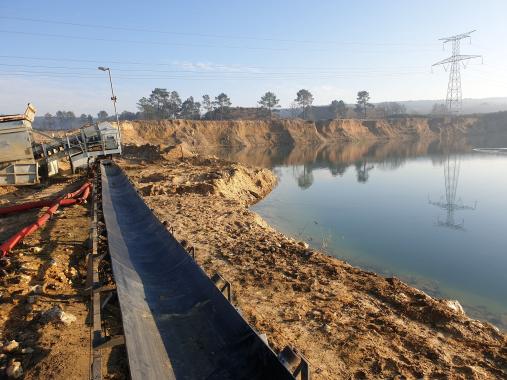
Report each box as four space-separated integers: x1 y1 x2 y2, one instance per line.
120 115 506 148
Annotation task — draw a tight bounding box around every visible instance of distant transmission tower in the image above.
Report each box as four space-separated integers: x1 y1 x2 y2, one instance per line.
432 30 482 114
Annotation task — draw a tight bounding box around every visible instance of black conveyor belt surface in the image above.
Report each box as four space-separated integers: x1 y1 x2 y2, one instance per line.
101 162 294 379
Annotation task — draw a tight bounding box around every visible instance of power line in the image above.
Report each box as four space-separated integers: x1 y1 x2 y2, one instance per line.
0 54 429 72
0 29 438 54
0 71 428 80
0 15 436 47
0 30 291 52
0 63 426 76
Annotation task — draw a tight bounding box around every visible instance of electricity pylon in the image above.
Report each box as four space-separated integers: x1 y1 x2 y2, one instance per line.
432 30 482 114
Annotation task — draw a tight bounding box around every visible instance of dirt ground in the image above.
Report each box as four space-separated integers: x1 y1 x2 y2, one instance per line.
0 177 91 379
0 175 128 380
118 148 506 380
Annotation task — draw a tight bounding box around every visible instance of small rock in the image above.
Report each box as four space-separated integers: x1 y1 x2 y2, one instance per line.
66 267 78 278
485 322 501 335
396 292 409 303
0 353 6 362
21 347 34 354
6 360 23 378
3 340 19 353
298 241 309 249
310 310 322 318
60 312 77 326
42 306 77 326
29 247 42 254
444 299 465 315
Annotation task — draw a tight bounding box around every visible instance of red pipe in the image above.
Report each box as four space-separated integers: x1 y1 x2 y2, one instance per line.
0 200 54 216
66 182 91 200
0 182 92 257
0 182 91 216
1 203 61 256
79 184 91 203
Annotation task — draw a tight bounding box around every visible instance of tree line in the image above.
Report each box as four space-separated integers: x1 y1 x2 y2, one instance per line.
136 89 231 120
135 88 405 121
35 88 425 130
38 110 106 130
293 90 406 119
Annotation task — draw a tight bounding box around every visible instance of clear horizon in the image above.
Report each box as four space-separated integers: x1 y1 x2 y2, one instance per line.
1 1 506 115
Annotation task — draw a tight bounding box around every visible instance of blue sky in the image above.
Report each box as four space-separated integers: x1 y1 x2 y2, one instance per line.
1 1 506 115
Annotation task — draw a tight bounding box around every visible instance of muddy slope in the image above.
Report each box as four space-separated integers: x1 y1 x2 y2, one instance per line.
119 152 506 380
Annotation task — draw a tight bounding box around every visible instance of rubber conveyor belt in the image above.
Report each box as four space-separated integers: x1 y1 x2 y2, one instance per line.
101 162 295 380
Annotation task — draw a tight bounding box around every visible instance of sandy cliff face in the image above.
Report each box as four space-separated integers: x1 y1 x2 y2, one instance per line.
315 118 440 141
121 118 452 147
119 113 507 148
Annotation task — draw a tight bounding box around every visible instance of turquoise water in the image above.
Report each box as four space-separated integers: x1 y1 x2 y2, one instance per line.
212 141 507 329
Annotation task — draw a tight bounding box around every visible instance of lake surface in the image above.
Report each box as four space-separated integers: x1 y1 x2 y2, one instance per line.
206 137 507 330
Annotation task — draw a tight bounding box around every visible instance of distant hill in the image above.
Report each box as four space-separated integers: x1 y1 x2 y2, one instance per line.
278 97 507 120
396 97 507 115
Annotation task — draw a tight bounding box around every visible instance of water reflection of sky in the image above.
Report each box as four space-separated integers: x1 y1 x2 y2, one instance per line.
251 151 507 330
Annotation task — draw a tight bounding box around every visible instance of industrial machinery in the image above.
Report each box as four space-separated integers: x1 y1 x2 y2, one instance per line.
0 104 121 186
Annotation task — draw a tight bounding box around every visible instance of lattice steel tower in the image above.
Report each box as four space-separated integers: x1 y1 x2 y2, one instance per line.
432 30 482 113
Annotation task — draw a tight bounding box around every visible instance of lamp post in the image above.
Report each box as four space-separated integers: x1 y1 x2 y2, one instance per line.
98 66 122 153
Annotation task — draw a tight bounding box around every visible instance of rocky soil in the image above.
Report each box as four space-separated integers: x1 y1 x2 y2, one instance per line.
0 177 128 380
116 148 507 380
0 179 91 379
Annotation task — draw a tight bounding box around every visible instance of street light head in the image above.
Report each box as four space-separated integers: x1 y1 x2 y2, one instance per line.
98 66 109 71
